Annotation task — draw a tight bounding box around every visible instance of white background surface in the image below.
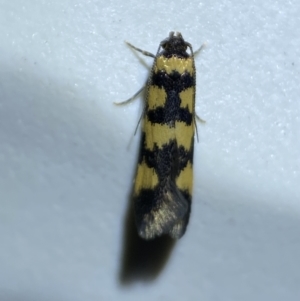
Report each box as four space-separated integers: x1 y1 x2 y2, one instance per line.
0 0 299 300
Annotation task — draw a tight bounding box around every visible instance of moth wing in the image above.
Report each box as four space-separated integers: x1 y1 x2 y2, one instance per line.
136 178 189 239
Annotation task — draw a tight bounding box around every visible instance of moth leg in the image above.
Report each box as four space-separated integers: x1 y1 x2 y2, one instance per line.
133 107 146 135
194 115 206 143
114 86 145 105
194 43 206 57
125 41 156 58
193 43 206 143
196 114 206 123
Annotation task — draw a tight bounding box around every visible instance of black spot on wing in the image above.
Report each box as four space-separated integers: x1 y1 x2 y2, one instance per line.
151 71 194 93
147 71 194 126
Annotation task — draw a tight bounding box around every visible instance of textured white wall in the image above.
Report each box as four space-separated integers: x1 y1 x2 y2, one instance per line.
0 0 299 300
